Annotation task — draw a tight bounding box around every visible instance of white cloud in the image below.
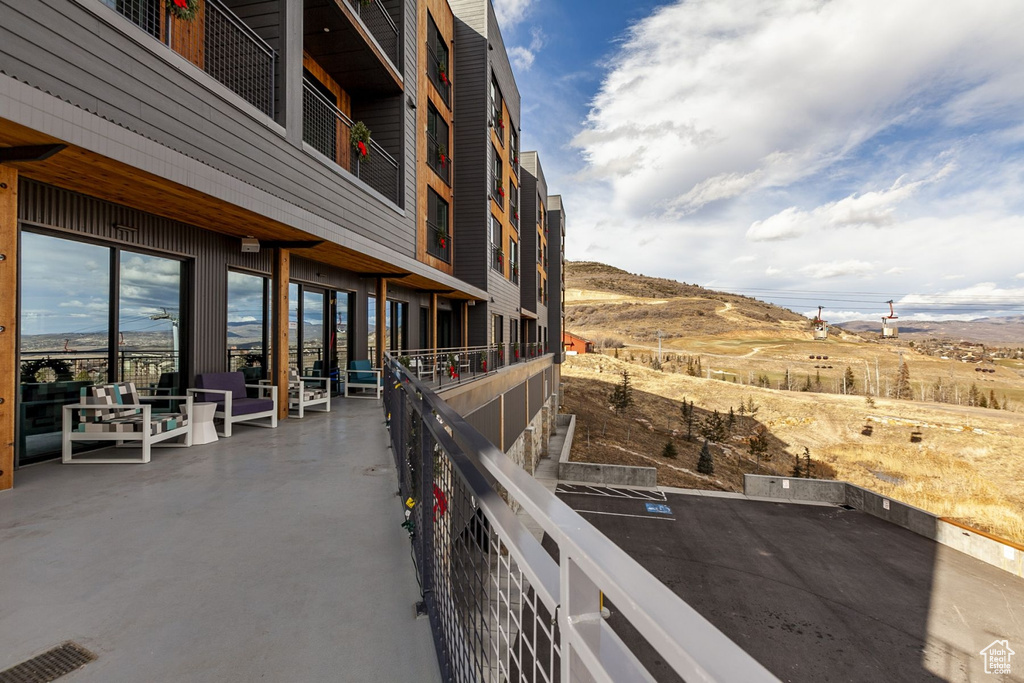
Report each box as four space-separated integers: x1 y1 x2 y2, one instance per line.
799 260 875 280
508 27 545 72
492 0 533 30
573 0 1024 217
1014 273 1024 280
898 283 1024 308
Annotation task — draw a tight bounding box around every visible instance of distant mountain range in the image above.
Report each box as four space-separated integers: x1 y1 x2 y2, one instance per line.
836 317 1024 346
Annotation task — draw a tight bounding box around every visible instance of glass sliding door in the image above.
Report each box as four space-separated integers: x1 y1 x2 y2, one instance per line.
227 270 269 383
19 233 111 464
288 282 300 371
367 295 376 362
18 233 188 465
334 291 352 393
118 250 183 395
302 289 325 376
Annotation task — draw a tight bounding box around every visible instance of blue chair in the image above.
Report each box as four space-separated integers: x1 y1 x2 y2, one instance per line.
344 360 382 400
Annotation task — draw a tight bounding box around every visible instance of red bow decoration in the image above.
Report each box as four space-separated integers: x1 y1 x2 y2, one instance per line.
482 360 487 371
440 154 446 166
439 238 447 249
433 484 448 521
173 0 187 6
498 187 505 197
357 141 368 157
441 72 449 85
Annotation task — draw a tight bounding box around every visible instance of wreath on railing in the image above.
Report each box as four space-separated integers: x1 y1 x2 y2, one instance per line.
21 357 74 384
434 227 448 251
351 121 372 160
438 58 450 86
495 112 505 131
437 143 448 168
495 247 504 266
511 261 518 277
167 0 200 21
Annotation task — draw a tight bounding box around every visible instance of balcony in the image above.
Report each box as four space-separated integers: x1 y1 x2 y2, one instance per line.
344 0 400 69
303 80 401 203
426 42 451 107
491 175 504 208
492 246 504 273
426 220 452 264
0 401 441 681
426 133 450 185
101 0 276 118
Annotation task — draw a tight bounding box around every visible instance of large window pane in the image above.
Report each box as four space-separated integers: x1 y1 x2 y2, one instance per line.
367 295 377 362
19 233 111 464
118 250 182 392
288 282 299 370
228 270 267 382
302 290 324 376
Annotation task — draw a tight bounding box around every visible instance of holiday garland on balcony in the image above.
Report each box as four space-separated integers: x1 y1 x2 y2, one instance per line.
438 57 450 86
434 226 448 251
351 121 372 160
437 143 448 168
495 247 505 266
167 0 200 20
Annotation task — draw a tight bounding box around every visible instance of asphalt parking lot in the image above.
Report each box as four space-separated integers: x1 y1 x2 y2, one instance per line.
556 489 1024 682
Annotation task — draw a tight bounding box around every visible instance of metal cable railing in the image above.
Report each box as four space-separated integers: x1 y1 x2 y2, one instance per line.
426 220 452 263
382 356 779 682
346 0 400 69
426 42 451 106
427 133 450 184
203 0 276 117
303 79 401 203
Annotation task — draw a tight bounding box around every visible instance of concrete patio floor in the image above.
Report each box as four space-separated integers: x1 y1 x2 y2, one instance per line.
0 400 441 682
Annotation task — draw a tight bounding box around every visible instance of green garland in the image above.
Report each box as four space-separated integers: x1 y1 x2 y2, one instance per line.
167 0 200 21
351 121 372 161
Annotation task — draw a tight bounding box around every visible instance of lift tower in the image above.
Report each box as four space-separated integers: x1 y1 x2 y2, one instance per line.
881 300 899 340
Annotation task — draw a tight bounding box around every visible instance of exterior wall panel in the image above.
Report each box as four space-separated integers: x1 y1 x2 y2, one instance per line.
465 395 501 449
502 382 526 451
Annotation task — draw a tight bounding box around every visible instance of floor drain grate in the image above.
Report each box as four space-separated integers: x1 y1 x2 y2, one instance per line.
0 642 96 683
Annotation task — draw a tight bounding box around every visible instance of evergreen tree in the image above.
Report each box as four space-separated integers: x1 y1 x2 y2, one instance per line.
844 366 856 394
697 440 714 475
791 452 804 478
894 361 912 399
814 370 822 390
686 400 695 441
748 424 770 467
661 440 678 459
989 390 1000 410
979 393 988 408
727 407 736 432
804 447 812 478
968 383 980 407
801 374 812 392
700 410 726 443
609 370 634 415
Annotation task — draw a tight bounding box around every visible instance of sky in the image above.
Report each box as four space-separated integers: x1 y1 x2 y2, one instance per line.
496 0 1024 323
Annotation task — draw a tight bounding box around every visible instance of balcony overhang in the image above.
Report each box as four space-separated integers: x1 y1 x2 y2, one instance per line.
304 0 403 96
0 114 479 300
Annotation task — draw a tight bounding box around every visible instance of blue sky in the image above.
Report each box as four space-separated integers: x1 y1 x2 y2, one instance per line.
496 0 1024 323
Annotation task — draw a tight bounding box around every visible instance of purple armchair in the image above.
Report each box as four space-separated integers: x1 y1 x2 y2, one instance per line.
189 372 278 437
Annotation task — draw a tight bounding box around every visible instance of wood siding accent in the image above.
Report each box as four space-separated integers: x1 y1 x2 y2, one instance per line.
0 167 16 490
303 53 354 170
416 0 455 275
168 3 206 69
272 247 290 420
375 277 387 368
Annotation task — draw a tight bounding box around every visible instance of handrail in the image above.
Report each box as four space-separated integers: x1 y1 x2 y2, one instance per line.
383 356 779 682
207 0 276 58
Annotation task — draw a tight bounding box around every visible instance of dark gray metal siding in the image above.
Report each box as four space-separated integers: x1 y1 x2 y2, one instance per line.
0 0 416 253
451 2 489 290
547 199 565 361
465 395 501 449
502 382 526 450
527 371 543 420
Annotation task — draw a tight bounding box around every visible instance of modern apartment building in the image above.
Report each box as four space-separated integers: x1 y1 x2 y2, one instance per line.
0 0 560 485
547 193 566 361
519 151 547 350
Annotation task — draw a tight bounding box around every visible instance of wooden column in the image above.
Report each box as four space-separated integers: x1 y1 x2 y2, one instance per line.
462 301 470 350
0 168 17 491
429 293 438 354
375 278 387 369
272 248 290 421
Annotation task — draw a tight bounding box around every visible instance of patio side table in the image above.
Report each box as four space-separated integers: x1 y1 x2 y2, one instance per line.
191 402 219 445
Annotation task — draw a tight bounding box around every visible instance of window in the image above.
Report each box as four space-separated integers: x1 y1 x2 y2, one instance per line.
509 128 519 173
491 144 503 205
426 13 451 105
228 270 269 378
426 189 451 263
490 75 505 144
491 216 504 272
508 238 519 284
427 104 450 184
509 180 518 226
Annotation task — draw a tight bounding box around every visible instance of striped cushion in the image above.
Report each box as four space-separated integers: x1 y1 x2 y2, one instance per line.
289 368 327 400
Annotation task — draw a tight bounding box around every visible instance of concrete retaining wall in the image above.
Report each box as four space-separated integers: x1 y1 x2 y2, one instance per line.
744 475 1023 579
556 414 657 487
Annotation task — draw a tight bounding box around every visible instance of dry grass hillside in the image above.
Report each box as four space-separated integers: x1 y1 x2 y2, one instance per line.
559 261 1024 545
562 354 1024 544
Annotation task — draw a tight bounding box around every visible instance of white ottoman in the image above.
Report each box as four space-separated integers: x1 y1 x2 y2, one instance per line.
191 402 219 445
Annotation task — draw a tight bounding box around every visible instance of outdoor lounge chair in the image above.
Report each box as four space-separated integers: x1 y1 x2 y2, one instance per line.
62 381 193 464
189 372 278 437
262 368 330 418
344 360 382 400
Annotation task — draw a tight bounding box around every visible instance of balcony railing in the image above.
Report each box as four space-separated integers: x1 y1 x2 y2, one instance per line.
102 0 276 118
389 343 547 387
303 79 401 204
382 356 777 682
427 133 450 185
510 262 519 285
510 200 519 228
426 43 451 106
346 0 400 69
426 220 452 264
492 246 504 273
491 175 504 207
